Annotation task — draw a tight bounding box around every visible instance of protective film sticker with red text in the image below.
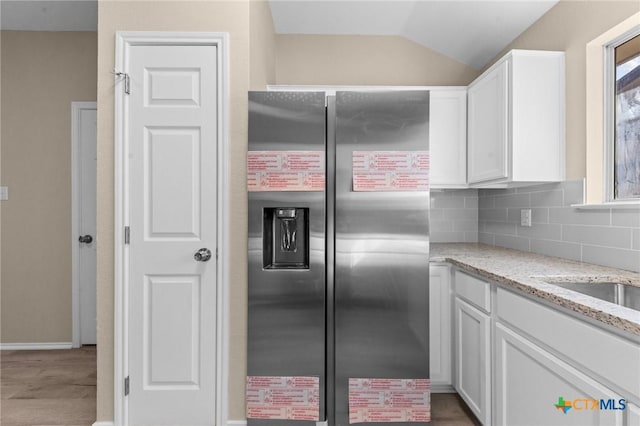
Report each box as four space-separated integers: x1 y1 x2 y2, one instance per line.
246 375 320 421
352 151 429 191
247 151 325 191
349 378 431 423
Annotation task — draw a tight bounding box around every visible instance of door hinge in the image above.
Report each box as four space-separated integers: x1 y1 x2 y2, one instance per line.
124 226 130 245
216 248 218 260
112 69 130 95
124 376 130 396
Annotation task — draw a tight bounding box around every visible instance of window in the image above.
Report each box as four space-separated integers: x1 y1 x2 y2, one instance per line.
613 34 640 200
585 12 640 206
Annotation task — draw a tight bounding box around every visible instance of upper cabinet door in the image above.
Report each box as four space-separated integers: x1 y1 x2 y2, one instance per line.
430 89 468 188
466 50 565 188
467 61 509 184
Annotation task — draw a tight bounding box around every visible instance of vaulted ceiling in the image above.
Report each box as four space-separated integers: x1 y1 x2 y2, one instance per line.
268 0 559 69
1 0 559 69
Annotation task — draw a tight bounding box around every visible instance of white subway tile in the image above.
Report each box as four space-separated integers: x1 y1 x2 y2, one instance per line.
483 221 517 235
478 196 495 209
431 220 454 232
430 231 466 243
494 193 531 208
432 195 465 209
531 208 550 224
582 245 640 273
611 209 640 228
453 221 479 232
517 223 562 240
530 190 563 207
562 224 632 249
530 239 582 262
549 207 610 226
464 197 479 209
464 231 479 243
478 232 495 245
481 208 509 222
429 209 444 220
495 235 530 252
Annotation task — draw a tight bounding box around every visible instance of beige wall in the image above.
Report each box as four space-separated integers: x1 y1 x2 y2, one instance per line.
275 34 478 86
486 0 640 180
96 0 253 421
0 31 97 343
250 0 276 89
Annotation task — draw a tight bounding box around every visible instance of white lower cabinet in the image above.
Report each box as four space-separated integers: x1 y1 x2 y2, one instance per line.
454 297 491 424
429 264 452 390
495 322 624 426
628 403 640 425
451 268 640 426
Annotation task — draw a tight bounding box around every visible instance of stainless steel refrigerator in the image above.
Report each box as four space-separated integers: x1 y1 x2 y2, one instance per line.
247 91 430 426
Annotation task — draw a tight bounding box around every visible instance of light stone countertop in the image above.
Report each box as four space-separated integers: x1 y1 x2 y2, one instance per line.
431 243 640 337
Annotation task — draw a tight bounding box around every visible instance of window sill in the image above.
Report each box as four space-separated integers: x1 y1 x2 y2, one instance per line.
572 201 640 210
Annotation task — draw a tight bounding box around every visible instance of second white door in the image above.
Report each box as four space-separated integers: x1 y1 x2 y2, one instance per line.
74 102 97 346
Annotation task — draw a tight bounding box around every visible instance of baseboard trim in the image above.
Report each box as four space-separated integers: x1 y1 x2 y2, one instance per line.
227 422 327 426
431 384 457 393
0 342 73 350
91 420 244 425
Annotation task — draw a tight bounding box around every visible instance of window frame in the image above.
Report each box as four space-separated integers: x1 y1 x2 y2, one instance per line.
604 28 640 202
584 12 640 207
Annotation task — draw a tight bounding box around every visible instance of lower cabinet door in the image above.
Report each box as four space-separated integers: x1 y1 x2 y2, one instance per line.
455 297 490 424
430 264 452 389
494 323 624 426
628 402 640 426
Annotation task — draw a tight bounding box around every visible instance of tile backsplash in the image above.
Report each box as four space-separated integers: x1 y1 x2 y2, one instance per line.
430 189 478 243
477 180 640 273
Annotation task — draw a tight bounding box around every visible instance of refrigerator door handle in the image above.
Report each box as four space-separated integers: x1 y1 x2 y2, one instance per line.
325 95 337 425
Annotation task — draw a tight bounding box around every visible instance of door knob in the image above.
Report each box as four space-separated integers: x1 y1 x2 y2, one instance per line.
79 235 93 244
194 248 212 262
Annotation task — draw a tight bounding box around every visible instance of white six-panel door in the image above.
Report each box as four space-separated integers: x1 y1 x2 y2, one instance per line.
126 43 218 425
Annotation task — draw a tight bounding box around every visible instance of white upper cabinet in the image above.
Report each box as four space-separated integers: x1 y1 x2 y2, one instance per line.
467 50 565 187
468 63 508 183
429 89 467 188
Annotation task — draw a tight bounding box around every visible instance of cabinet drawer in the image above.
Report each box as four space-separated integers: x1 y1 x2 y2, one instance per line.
497 287 640 399
454 270 491 313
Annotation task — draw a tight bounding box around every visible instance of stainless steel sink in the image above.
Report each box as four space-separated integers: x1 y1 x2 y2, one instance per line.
551 282 640 311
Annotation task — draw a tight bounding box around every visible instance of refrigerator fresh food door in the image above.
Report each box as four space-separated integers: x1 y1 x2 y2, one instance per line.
333 91 430 426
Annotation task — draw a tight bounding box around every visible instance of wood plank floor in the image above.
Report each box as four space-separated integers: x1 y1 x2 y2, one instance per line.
1 347 478 425
1 347 96 426
431 393 481 425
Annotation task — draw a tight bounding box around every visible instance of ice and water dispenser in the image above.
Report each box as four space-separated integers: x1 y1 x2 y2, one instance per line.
262 207 309 269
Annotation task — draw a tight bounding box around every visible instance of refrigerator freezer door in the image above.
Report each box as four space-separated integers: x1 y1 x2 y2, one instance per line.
333 91 430 425
247 92 326 425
